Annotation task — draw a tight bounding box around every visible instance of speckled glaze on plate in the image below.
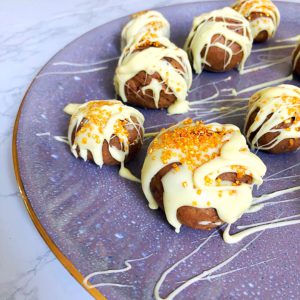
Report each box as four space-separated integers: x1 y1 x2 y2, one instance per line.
14 1 300 299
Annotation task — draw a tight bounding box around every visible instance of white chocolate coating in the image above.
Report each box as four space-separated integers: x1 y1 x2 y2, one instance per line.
64 100 144 168
245 84 300 151
232 0 280 41
121 10 170 49
115 33 192 114
184 7 253 74
141 120 266 232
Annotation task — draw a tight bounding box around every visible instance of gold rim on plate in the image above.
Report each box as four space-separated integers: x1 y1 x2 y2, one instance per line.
12 86 106 300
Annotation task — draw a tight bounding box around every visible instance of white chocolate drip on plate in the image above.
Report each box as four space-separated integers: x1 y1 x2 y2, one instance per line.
141 120 266 233
83 254 152 289
245 84 300 151
121 10 170 49
276 34 300 43
224 216 300 244
184 7 253 74
64 100 144 182
115 33 192 114
232 0 280 41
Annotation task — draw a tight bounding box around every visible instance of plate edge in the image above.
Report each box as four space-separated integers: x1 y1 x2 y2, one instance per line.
12 87 106 300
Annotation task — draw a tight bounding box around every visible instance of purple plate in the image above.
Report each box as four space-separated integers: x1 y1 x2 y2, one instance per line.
14 1 300 299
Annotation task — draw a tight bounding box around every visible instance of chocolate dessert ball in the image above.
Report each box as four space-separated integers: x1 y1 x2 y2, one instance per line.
232 0 280 43
64 100 144 166
115 33 192 114
184 7 253 74
121 10 170 49
245 85 300 153
141 119 266 232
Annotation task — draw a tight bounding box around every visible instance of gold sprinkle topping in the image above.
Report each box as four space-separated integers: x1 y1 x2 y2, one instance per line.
148 119 234 171
172 163 180 172
74 101 130 146
229 190 237 196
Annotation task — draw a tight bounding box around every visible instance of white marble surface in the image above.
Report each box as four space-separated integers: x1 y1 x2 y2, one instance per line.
0 0 298 299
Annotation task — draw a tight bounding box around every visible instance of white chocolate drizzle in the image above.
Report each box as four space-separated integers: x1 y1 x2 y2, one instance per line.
276 34 300 43
221 74 293 96
240 56 289 75
245 84 300 151
64 100 144 181
224 217 300 244
265 174 300 181
232 0 280 41
36 132 51 136
36 66 108 78
249 197 300 213
238 213 300 229
145 76 292 132
154 229 274 300
248 185 300 212
184 7 253 74
119 162 141 183
252 44 296 53
115 33 192 114
36 131 70 145
121 10 170 49
141 120 266 233
52 56 119 67
53 135 69 144
189 75 232 94
83 254 152 289
265 161 300 179
199 106 247 123
253 185 300 204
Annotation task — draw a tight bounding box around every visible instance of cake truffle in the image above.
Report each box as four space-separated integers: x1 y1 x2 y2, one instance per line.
141 119 266 232
114 33 192 114
121 10 170 49
245 85 300 153
292 41 300 77
184 7 253 74
232 0 280 43
64 100 144 169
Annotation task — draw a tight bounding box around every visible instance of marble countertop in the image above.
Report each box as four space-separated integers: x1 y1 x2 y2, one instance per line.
0 0 298 299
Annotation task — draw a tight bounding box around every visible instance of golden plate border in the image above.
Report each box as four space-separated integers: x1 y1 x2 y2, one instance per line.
12 85 106 299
